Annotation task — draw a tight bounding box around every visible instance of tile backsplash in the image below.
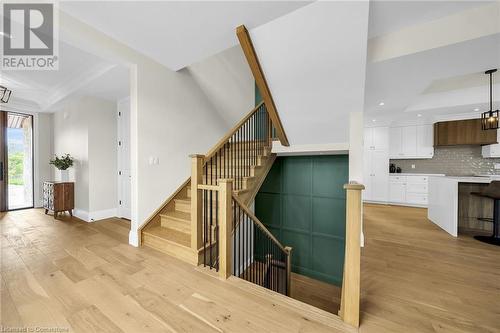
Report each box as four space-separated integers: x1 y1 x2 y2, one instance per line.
390 146 500 176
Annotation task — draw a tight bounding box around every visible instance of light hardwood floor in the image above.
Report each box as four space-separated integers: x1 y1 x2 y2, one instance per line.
0 209 352 333
360 204 500 333
2 206 499 332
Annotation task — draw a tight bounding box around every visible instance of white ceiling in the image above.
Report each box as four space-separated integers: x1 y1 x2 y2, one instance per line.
368 0 492 38
252 1 370 145
60 1 311 71
1 40 130 112
365 1 500 126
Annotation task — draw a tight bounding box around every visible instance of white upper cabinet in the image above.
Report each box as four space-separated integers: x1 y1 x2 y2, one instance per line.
389 127 402 157
416 124 434 158
482 130 500 158
372 127 389 151
402 126 417 156
389 124 434 159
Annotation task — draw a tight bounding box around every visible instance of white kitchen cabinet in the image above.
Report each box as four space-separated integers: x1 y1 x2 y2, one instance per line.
364 127 389 202
388 175 436 207
389 124 433 159
482 130 500 158
364 150 389 202
389 177 406 203
416 125 434 158
402 126 417 156
365 127 389 151
371 151 389 201
389 127 402 157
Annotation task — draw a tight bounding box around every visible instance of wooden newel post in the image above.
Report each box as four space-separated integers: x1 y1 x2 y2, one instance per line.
190 154 204 254
218 179 233 280
339 182 364 328
284 246 293 296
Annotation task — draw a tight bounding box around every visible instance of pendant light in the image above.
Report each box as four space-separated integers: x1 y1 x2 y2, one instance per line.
481 69 499 130
0 85 12 103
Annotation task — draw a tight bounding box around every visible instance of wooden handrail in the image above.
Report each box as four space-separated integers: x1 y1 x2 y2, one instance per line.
236 25 289 147
204 101 264 161
232 194 286 252
339 182 364 328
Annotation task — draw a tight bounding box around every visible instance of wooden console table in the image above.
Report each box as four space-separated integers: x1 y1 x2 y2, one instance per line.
43 181 74 218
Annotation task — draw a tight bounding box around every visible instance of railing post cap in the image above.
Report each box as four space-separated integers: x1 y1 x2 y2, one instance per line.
189 154 205 159
344 182 365 190
284 246 293 253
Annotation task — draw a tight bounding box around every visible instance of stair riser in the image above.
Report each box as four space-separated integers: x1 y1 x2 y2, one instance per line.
174 201 191 213
142 233 197 265
161 217 191 234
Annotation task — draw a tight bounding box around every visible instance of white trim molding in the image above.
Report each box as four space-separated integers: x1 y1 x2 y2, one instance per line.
73 208 117 222
272 142 349 156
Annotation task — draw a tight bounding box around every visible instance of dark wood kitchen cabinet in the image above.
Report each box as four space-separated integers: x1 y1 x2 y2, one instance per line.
43 181 74 218
434 119 497 146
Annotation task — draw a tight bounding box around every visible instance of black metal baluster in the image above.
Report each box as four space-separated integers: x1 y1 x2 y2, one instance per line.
209 190 213 268
233 199 236 276
216 190 219 271
203 189 206 266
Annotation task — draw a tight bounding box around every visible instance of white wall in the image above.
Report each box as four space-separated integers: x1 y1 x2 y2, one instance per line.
250 1 370 146
52 96 117 221
52 98 90 213
34 112 53 207
58 11 234 245
88 100 117 217
187 45 255 127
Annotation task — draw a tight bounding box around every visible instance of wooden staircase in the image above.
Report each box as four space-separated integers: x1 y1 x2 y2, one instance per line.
139 24 364 329
141 108 277 265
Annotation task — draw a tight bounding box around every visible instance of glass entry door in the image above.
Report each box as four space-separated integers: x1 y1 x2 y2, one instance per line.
0 111 34 211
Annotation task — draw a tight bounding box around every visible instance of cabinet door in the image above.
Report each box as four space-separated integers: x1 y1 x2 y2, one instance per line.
364 128 373 150
389 127 402 157
402 126 417 157
372 127 389 151
363 151 372 201
416 124 434 158
389 182 406 203
371 151 389 202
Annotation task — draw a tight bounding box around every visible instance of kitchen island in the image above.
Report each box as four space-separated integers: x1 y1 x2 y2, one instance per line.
428 176 499 236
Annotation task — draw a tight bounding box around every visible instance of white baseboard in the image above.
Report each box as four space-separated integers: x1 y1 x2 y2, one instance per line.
73 208 117 222
73 209 90 222
129 230 139 247
89 208 117 222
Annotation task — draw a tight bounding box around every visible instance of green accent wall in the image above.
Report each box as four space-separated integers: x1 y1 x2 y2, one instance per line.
255 83 263 106
255 155 348 286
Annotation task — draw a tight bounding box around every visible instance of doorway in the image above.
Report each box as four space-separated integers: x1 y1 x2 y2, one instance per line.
0 111 34 211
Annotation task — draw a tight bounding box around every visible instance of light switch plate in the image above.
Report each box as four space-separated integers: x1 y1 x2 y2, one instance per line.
411 164 416 169
494 163 500 170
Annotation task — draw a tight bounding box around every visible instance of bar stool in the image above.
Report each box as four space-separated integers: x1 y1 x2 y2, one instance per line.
471 181 500 246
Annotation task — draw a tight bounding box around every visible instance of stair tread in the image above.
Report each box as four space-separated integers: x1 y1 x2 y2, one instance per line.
143 226 190 247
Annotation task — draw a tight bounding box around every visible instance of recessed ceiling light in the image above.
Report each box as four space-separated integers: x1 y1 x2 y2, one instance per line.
417 114 422 117
372 119 376 122
474 108 480 111
379 102 385 106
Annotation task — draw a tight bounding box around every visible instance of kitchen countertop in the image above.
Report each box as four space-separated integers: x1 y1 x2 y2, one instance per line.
428 175 499 237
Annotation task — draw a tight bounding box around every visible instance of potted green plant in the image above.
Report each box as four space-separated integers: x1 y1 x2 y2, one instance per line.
49 154 74 182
